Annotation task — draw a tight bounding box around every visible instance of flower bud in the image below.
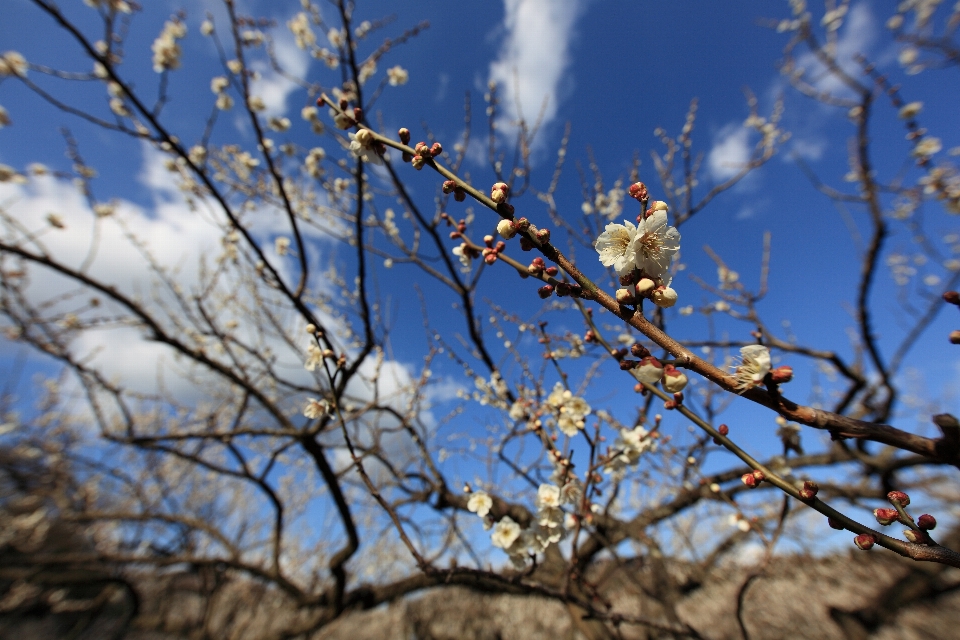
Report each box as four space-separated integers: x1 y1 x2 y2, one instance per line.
904 529 932 545
536 228 551 244
873 507 900 526
635 356 664 385
798 480 819 501
741 473 759 488
442 180 456 194
661 365 688 393
718 424 729 436
627 182 648 202
398 127 411 145
616 288 637 305
497 219 517 239
651 286 678 308
355 128 373 145
490 182 509 203
950 331 960 345
827 517 845 530
887 490 910 507
630 343 650 358
305 323 317 334
430 142 442 157
411 155 426 170
752 469 765 482
918 514 937 530
537 285 554 299
770 366 793 384
454 188 466 202
619 360 638 371
943 291 960 305
635 278 656 296
854 533 876 550
544 266 558 276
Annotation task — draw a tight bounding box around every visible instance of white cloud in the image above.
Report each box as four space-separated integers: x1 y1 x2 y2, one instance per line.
488 0 585 136
794 3 877 100
250 28 310 117
707 124 751 182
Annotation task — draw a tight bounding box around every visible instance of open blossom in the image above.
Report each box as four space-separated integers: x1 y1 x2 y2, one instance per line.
491 516 522 549
348 128 383 165
536 484 561 509
632 209 680 281
734 344 771 392
151 20 186 73
467 490 493 518
595 220 638 276
0 51 28 78
303 397 330 419
387 65 409 86
546 382 590 436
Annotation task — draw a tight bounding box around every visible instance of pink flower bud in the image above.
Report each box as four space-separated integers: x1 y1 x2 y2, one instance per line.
516 217 530 231
854 533 876 550
718 424 729 436
483 252 497 265
414 141 429 156
741 473 758 488
798 480 819 501
398 127 410 145
950 331 960 345
442 180 456 194
661 365 688 393
544 266 558 276
918 514 937 530
627 182 648 202
353 107 363 121
770 366 793 383
411 155 426 170
904 529 932 545
887 490 910 507
536 228 551 244
430 142 442 156
827 517 845 530
619 360 638 371
454 188 466 202
490 182 509 203
537 285 554 299
873 507 900 526
752 469 765 482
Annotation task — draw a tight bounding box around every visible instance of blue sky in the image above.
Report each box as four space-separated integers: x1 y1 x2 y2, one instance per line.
2 0 960 558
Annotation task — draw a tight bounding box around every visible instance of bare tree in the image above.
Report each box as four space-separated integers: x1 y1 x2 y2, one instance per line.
2 1 960 638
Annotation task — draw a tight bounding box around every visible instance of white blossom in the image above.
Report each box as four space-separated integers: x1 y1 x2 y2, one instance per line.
467 491 493 518
491 516 522 549
303 397 330 419
734 344 771 392
387 65 409 86
632 209 680 282
0 51 28 78
536 484 561 509
594 220 638 276
151 20 186 73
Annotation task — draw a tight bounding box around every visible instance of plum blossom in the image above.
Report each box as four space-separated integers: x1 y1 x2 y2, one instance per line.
303 397 331 419
594 220 638 276
632 209 680 282
734 344 771 392
467 491 493 518
546 382 591 437
348 128 383 165
387 65 409 86
491 516 522 549
151 20 186 73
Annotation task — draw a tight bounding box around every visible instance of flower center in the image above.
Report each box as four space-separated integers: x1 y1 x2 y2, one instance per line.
638 232 662 257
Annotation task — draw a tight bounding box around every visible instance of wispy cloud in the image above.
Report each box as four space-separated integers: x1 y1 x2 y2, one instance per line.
488 0 585 135
793 2 878 100
250 27 310 117
707 124 751 182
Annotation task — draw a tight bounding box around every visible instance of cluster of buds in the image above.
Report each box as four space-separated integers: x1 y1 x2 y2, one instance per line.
444 214 469 240
526 256 558 278
622 355 689 396
481 235 506 265
615 271 677 309
441 179 467 202
519 226 551 251
741 469 765 489
536 280 583 299
869 490 936 546
408 140 442 170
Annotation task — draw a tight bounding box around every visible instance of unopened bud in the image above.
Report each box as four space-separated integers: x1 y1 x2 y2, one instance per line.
661 365 688 393
536 228 551 244
918 514 937 530
305 323 317 334
353 107 363 121
537 285 554 299
411 155 426 170
398 127 411 145
718 424 729 436
497 219 517 239
616 288 637 305
430 142 442 156
442 180 456 194
741 473 759 488
454 188 466 202
950 330 960 345
943 290 960 305
630 343 650 358
636 278 656 296
635 356 664 385
798 480 819 501
873 508 900 526
752 469 765 482
619 360 638 370
651 286 678 308
490 182 509 203
904 529 932 545
544 266 558 276
854 533 876 550
887 490 910 507
770 366 793 383
628 182 648 202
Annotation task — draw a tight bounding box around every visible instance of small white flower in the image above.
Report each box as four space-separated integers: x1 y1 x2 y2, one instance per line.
275 236 290 256
387 65 409 86
348 128 383 165
304 342 324 371
632 210 680 281
467 490 493 518
595 220 638 276
303 397 330 419
913 137 942 158
734 344 771 392
0 51 28 78
536 484 561 509
491 516 522 549
898 102 922 119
